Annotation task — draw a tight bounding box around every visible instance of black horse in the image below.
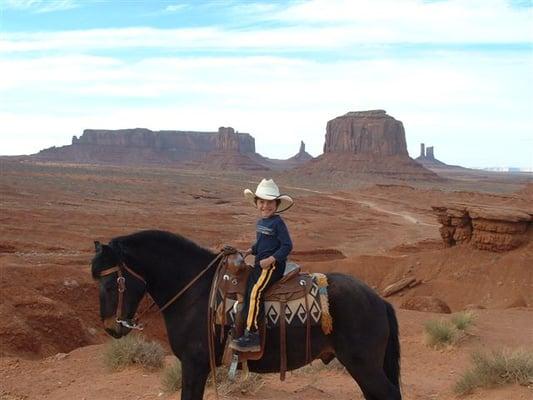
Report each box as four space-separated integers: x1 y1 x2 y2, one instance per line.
91 230 401 400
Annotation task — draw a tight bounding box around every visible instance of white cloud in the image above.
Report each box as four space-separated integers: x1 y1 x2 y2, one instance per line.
1 1 531 54
164 3 187 13
4 0 79 13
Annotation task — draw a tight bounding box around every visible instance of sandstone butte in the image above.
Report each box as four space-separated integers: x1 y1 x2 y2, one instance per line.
294 110 440 180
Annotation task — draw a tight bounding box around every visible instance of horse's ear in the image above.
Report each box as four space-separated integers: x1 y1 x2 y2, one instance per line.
94 240 102 252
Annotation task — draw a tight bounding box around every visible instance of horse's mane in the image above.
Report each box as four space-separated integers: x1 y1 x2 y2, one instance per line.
110 229 214 257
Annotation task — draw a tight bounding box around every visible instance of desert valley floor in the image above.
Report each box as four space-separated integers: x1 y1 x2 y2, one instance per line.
0 159 532 400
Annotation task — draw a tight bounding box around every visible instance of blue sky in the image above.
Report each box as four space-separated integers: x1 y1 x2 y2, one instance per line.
1 0 532 169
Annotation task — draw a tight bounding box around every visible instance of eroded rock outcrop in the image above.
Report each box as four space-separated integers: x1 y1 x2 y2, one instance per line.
432 203 532 252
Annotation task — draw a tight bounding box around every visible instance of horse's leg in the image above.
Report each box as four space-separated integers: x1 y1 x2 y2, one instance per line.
180 356 210 400
339 359 401 400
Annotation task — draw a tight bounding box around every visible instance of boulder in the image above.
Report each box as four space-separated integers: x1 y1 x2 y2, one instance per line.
400 296 452 314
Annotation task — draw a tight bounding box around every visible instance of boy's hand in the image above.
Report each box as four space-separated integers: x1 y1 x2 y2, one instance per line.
259 256 276 269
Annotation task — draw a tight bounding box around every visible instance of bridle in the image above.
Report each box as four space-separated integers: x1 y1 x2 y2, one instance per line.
95 249 230 331
97 262 147 330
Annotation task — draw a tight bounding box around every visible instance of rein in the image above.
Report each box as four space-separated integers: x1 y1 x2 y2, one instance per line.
96 250 227 329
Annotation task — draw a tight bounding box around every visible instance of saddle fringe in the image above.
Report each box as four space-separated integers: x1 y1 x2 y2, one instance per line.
312 273 333 335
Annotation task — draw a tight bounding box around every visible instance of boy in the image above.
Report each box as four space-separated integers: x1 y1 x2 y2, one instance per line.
230 178 293 352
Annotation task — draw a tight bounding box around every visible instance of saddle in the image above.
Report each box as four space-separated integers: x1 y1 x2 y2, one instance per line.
212 253 323 380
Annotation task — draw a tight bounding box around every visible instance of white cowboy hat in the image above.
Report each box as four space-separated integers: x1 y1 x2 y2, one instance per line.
244 178 294 213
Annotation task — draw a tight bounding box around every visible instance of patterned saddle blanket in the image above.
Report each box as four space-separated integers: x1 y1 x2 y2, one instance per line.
214 258 330 331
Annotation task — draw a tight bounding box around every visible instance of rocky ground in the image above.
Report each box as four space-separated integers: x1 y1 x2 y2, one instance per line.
0 159 532 399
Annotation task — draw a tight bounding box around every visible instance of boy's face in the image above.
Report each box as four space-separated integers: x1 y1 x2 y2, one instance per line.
256 198 277 218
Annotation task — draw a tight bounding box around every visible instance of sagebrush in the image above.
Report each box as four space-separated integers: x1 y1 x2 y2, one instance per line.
424 319 456 347
454 349 533 395
292 357 346 375
162 361 264 396
162 359 182 393
451 311 476 331
104 334 165 371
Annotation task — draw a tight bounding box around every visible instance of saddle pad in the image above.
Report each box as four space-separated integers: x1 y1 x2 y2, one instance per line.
216 277 323 328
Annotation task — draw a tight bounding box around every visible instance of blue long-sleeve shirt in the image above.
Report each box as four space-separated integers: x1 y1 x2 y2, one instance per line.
251 215 293 271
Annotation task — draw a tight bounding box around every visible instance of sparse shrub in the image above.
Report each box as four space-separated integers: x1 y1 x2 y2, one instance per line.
217 371 264 396
104 334 165 371
208 366 264 396
162 359 182 393
293 357 347 375
424 319 456 347
162 362 264 396
451 311 476 331
454 349 533 395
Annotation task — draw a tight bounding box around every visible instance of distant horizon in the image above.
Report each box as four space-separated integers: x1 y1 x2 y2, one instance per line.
1 124 532 172
1 0 532 169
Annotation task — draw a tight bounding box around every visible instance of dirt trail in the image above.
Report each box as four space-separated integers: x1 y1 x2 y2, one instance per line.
285 185 437 226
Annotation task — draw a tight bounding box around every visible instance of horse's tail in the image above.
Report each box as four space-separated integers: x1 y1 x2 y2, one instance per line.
384 301 401 390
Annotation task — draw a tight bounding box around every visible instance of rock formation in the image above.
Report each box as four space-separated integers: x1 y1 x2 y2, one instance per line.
295 110 440 180
252 141 314 171
323 110 408 156
72 127 255 155
215 127 241 152
432 203 532 252
35 127 263 170
289 141 313 162
415 143 447 167
190 126 269 171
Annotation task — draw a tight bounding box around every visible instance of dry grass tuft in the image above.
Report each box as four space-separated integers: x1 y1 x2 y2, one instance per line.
424 319 456 348
217 371 264 396
103 334 165 371
451 311 477 331
162 359 182 393
162 361 264 396
292 358 346 375
454 349 533 395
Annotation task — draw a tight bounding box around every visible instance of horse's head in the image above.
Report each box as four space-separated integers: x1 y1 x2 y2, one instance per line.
91 240 147 338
